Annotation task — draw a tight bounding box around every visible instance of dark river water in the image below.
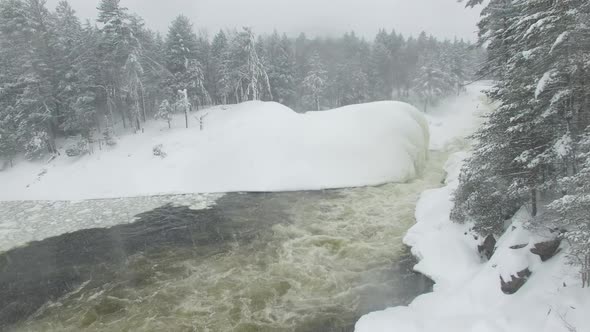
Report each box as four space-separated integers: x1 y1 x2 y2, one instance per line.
0 152 448 332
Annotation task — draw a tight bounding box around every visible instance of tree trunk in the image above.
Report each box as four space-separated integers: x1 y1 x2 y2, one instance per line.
141 88 147 123
121 109 127 129
185 110 189 129
316 95 320 111
531 188 537 217
95 111 102 135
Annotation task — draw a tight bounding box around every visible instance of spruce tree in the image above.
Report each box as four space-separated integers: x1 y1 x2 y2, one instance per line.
264 31 297 106
302 52 328 111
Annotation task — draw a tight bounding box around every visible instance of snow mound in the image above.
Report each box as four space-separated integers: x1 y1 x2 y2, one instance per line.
0 101 429 200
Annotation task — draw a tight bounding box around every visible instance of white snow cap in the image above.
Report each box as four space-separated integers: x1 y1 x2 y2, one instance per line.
0 101 429 200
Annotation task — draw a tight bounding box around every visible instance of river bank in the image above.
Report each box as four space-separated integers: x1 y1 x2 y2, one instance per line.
355 85 590 332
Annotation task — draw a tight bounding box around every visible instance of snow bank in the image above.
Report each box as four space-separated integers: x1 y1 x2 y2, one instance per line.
355 153 590 332
0 101 428 201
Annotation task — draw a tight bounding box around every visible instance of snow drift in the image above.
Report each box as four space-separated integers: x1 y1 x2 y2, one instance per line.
355 154 590 332
0 101 429 201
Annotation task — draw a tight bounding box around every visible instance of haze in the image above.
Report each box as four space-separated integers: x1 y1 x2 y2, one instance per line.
46 0 481 40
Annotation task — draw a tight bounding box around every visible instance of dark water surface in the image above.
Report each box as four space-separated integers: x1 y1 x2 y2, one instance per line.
1 154 446 331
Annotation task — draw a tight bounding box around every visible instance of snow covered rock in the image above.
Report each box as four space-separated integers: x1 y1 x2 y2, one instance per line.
530 238 561 262
0 101 429 201
500 268 532 295
478 234 497 260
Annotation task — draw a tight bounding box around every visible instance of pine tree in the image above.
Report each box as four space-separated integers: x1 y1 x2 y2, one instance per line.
96 0 136 129
302 52 327 111
165 15 198 74
123 49 144 131
454 0 590 287
155 99 173 128
413 63 455 112
54 1 98 139
543 131 590 287
0 108 18 166
210 30 229 104
368 29 392 100
175 89 190 128
264 31 297 106
164 15 210 107
225 27 272 102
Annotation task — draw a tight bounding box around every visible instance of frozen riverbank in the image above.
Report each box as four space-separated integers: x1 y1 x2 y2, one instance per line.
0 101 428 201
355 83 590 332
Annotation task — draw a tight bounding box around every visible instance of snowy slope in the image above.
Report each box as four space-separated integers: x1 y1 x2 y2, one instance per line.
355 153 590 332
0 101 428 201
355 83 590 332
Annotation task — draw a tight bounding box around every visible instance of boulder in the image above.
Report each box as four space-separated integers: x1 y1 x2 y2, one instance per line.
478 234 496 260
500 268 532 294
509 243 528 250
530 238 561 262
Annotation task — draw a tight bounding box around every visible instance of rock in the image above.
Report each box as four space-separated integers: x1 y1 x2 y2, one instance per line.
530 238 561 262
509 243 528 250
500 268 532 294
478 234 496 260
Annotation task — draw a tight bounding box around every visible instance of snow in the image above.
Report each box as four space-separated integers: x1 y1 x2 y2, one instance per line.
554 134 573 158
524 15 557 40
356 151 590 332
0 193 221 252
424 81 490 151
0 100 429 201
355 84 590 332
536 69 557 99
550 31 569 54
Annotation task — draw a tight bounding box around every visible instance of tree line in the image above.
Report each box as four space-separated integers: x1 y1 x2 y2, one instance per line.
0 0 485 163
452 0 590 286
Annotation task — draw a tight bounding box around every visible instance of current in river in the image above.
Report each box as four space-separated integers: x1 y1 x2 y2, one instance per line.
0 150 453 332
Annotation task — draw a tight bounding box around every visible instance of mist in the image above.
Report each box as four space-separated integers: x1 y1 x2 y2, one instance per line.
46 0 481 40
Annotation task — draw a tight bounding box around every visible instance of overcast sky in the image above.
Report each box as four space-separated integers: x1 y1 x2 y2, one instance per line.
46 0 481 41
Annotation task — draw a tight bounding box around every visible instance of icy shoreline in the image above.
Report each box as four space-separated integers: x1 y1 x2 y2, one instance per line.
355 151 590 332
355 85 590 332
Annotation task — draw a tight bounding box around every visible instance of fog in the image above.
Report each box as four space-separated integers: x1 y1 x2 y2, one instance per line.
46 0 481 40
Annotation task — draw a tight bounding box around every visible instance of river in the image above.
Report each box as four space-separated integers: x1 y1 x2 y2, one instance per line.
0 150 453 332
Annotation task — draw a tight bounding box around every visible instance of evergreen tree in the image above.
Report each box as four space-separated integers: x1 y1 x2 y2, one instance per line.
164 15 209 108
55 1 97 139
455 0 590 282
225 27 272 102
302 52 327 111
210 30 229 104
96 0 137 129
264 31 297 106
368 29 393 100
155 99 173 128
123 49 144 131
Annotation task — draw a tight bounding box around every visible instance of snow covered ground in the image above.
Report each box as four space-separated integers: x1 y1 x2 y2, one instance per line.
355 153 590 332
0 101 428 201
355 84 590 332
